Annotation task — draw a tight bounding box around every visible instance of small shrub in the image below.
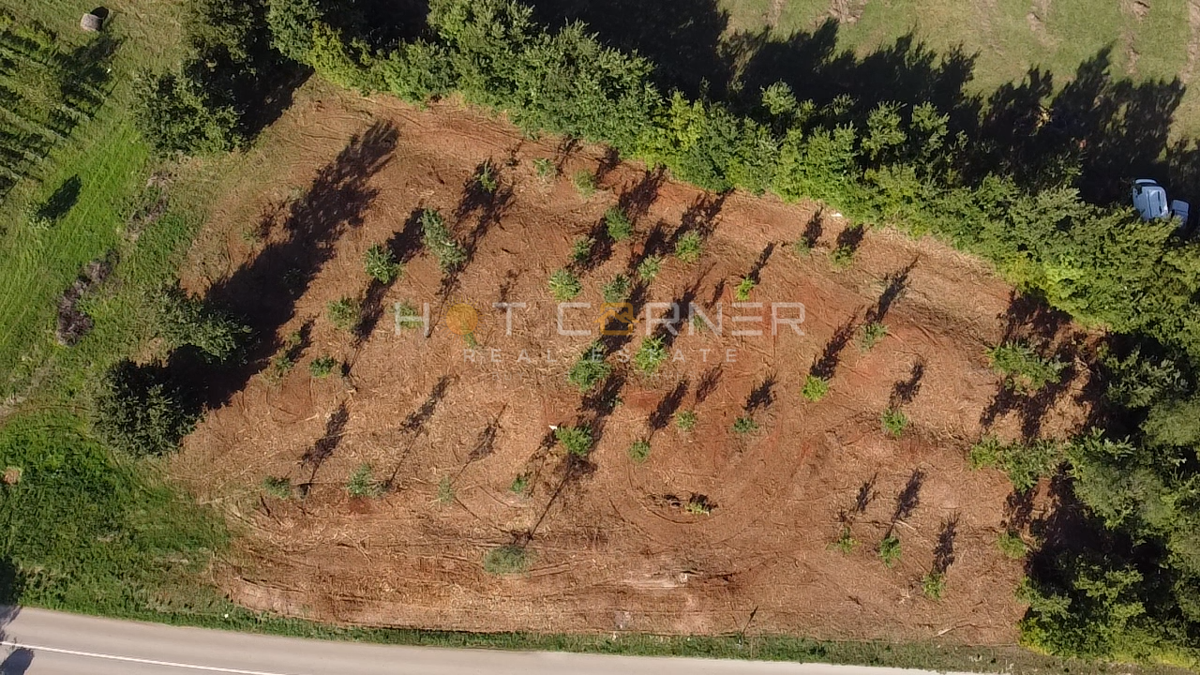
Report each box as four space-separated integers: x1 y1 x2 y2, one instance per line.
860 321 888 350
327 297 360 331
830 245 855 270
567 343 611 392
571 236 595 265
792 238 812 257
309 356 338 378
831 526 857 554
534 158 555 179
986 341 1066 393
675 409 697 431
922 571 945 600
393 301 422 330
556 425 594 457
998 531 1028 559
153 283 250 362
685 495 713 515
420 208 467 271
628 439 651 463
476 160 498 194
549 268 582 301
509 474 529 494
802 374 830 402
735 276 757 301
968 436 1062 492
602 274 630 303
633 335 668 374
881 407 909 438
364 244 401 283
674 231 703 263
879 533 902 568
636 255 663 281
266 354 296 383
437 475 455 504
483 545 531 574
346 464 384 498
262 476 295 499
605 207 632 241
732 415 759 435
572 170 597 197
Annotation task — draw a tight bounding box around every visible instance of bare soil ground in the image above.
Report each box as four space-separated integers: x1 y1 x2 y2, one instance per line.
172 86 1096 644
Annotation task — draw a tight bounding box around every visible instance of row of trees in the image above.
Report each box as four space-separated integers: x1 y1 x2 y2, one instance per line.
139 0 1200 663
0 14 113 199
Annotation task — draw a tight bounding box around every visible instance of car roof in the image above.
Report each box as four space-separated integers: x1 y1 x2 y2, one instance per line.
1134 182 1169 219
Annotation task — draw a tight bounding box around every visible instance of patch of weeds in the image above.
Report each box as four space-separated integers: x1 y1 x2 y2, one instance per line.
266 353 296 383
685 495 713 515
881 407 909 438
997 531 1028 559
968 436 1062 493
393 301 422 330
509 474 529 495
675 409 697 432
633 335 668 374
986 341 1067 393
483 544 531 574
674 231 703 263
567 342 611 392
476 160 499 194
636 255 663 281
555 425 593 458
437 475 455 504
792 238 812 257
327 297 360 331
571 237 595 265
309 356 338 378
860 321 887 350
735 276 757 301
262 476 295 499
421 208 467 271
879 533 902 568
922 572 945 600
602 274 630 303
572 170 597 198
346 464 384 498
732 416 759 435
830 245 855 270
628 439 651 463
463 331 479 349
802 374 830 402
605 207 632 241
364 244 402 283
549 268 583 301
534 158 556 179
831 526 857 554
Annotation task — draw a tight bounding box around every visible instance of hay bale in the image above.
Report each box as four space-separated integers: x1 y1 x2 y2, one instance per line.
80 13 102 32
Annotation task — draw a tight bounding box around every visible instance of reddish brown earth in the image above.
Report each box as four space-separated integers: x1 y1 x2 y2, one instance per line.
172 86 1096 644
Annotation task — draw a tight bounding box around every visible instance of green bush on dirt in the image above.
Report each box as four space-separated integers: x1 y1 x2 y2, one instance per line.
567 343 611 392
802 374 829 402
605 207 633 241
879 533 902 568
92 360 197 458
326 297 360 331
633 335 668 374
986 341 1066 393
674 231 703 263
483 544 531 574
364 244 402 283
549 268 582 301
346 464 384 498
627 439 650 463
555 425 593 457
420 208 467 271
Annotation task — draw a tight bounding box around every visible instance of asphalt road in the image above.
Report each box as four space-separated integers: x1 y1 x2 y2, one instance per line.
0 607 973 675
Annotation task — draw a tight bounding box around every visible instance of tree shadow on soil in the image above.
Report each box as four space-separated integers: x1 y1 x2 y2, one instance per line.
892 468 924 524
889 359 925 407
352 209 427 348
300 403 350 485
933 515 958 574
197 122 398 408
810 318 857 380
649 378 689 432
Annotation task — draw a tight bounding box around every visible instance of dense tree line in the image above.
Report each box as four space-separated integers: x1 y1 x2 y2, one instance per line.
138 0 1200 663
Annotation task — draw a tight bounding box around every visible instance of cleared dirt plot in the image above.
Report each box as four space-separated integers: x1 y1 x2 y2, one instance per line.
172 89 1097 644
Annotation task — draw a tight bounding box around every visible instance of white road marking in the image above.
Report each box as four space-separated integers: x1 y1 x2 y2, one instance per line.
0 640 301 675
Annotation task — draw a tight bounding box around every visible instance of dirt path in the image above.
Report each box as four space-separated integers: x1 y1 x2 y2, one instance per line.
172 86 1096 644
